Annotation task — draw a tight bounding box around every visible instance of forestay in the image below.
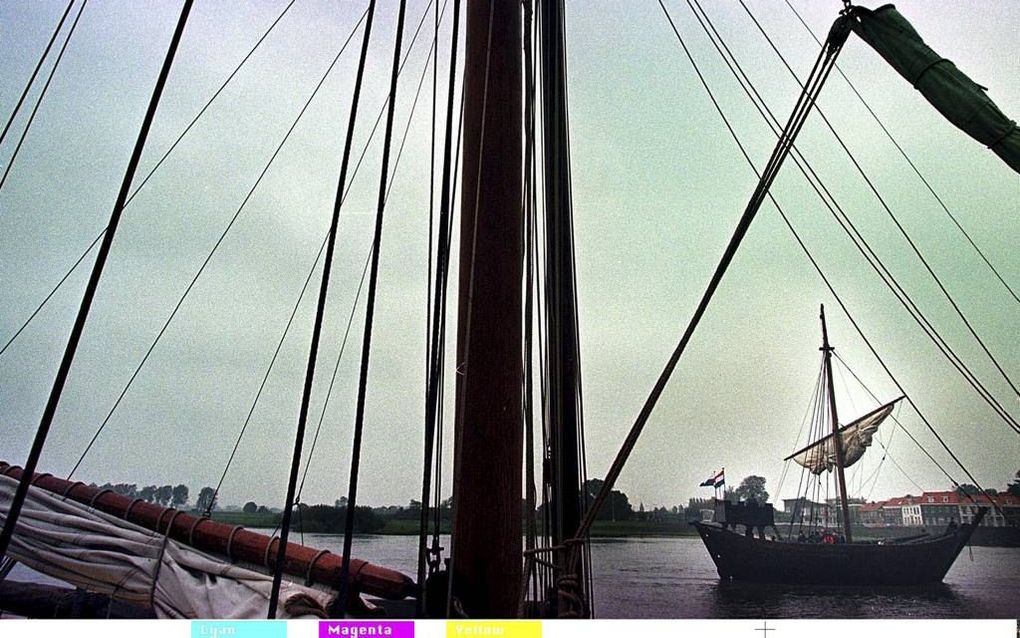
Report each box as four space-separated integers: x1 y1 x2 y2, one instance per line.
0 475 331 618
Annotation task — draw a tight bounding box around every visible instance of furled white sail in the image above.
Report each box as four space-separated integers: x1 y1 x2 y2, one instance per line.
0 474 332 618
787 399 900 475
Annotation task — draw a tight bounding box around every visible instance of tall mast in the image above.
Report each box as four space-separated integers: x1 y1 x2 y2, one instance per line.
450 0 523 618
820 304 853 543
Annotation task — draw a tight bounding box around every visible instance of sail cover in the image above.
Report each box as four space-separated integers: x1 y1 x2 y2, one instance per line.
787 399 899 475
849 5 1020 174
0 474 332 618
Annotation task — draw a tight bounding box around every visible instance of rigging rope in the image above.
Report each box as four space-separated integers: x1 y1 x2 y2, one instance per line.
333 0 408 617
0 0 299 359
65 10 371 481
0 0 74 148
687 0 1019 434
0 0 194 564
727 4 1019 400
0 0 87 195
776 0 1020 307
574 0 851 545
219 0 445 517
267 0 378 618
670 1 1009 519
417 0 461 616
295 0 450 521
520 0 540 618
67 0 443 482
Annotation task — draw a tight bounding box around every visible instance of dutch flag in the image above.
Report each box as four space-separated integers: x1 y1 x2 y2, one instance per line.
700 468 725 488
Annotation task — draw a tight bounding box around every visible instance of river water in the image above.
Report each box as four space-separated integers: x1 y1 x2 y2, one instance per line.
300 533 1020 619
9 534 1019 618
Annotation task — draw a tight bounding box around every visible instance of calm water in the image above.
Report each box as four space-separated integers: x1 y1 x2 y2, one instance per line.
299 534 1020 618
10 534 1019 618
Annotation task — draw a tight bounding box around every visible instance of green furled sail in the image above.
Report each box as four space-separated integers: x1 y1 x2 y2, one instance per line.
849 4 1020 174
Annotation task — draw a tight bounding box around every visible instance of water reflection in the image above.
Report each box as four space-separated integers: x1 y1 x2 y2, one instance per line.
706 581 963 618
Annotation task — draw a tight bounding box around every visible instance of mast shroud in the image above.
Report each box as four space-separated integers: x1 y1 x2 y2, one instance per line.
450 0 523 618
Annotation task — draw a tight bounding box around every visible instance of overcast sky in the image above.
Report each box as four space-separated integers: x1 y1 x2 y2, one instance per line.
1 0 1017 514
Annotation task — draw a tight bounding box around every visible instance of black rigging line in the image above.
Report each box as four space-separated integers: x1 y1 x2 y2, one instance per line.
425 0 439 401
668 1 1006 517
577 0 848 542
688 0 1019 434
266 0 377 617
66 10 370 481
732 3 1018 401
1 0 439 362
195 0 442 508
332 0 408 618
777 0 1020 307
831 353 927 495
417 0 460 613
295 248 370 500
0 0 300 359
215 238 327 513
299 0 450 505
0 0 194 563
0 0 74 148
0 0 87 194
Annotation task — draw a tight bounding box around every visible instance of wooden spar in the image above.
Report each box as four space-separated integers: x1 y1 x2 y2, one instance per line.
0 463 414 601
539 0 586 611
819 305 853 543
450 0 523 619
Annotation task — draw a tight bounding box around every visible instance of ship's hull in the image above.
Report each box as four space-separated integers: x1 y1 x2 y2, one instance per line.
692 511 983 586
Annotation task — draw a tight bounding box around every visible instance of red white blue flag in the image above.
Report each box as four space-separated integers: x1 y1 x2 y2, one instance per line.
700 468 725 488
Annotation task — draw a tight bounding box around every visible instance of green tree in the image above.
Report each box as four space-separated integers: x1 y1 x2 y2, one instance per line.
734 475 769 505
956 484 981 496
156 485 173 507
583 478 634 521
99 483 138 498
1008 471 1020 497
172 484 189 508
243 501 258 514
139 485 157 502
195 487 217 513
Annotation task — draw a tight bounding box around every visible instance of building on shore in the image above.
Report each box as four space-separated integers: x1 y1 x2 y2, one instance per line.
856 491 1019 528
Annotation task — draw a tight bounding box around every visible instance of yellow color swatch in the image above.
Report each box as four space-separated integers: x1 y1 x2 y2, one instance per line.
446 621 542 638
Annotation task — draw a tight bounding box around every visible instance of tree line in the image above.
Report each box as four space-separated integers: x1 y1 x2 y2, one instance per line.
88 482 218 512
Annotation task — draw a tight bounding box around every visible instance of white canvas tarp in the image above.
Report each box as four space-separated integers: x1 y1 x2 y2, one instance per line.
0 474 332 618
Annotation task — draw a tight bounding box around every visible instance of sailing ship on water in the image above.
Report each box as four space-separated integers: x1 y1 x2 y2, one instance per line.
1 0 1018 619
692 304 987 586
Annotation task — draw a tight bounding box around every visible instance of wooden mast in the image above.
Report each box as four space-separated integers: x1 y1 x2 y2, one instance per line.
450 0 523 618
820 304 853 543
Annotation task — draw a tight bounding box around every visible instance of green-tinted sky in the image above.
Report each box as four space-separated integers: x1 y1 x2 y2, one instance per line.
1 0 1017 511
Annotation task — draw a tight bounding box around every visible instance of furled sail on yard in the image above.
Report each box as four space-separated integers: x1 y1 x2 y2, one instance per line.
849 5 1020 174
785 398 902 475
0 474 332 618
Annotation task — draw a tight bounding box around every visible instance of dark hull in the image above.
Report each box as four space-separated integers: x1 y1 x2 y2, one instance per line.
693 513 983 586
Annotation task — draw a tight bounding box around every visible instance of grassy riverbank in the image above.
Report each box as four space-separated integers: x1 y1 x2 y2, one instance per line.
208 511 701 536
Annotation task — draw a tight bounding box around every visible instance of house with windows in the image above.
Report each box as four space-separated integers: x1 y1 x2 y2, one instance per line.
918 491 1020 528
